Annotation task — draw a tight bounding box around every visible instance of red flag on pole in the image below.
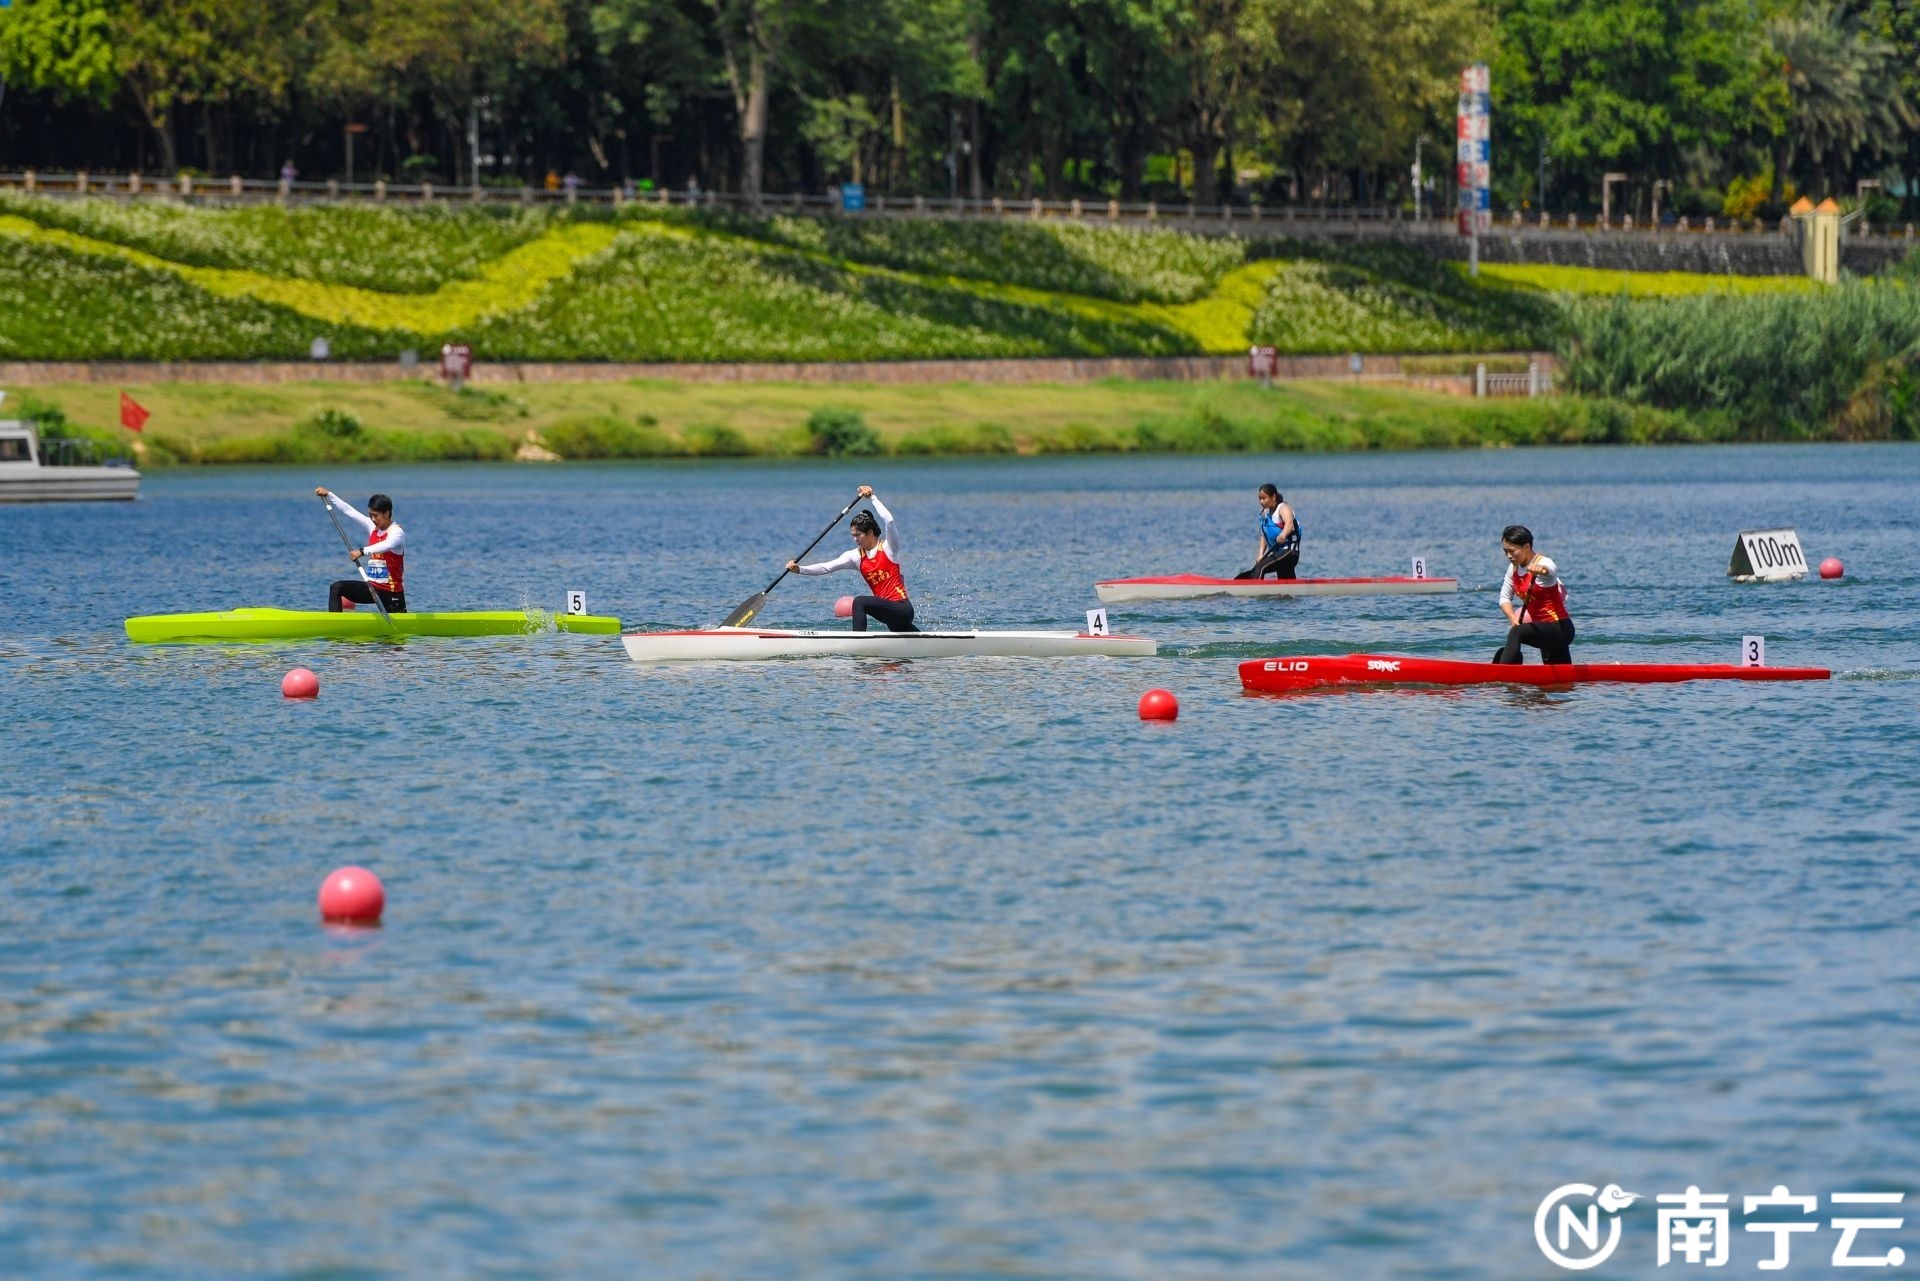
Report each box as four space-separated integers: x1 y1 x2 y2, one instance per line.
119 392 150 433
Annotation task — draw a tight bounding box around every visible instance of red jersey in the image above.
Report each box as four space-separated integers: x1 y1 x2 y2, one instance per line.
859 547 907 601
1512 569 1567 622
364 525 404 595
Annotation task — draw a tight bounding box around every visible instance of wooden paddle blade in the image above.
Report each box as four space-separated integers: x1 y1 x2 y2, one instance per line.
720 592 767 628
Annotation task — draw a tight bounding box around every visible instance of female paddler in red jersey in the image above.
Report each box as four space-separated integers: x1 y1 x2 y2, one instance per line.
1494 523 1573 664
788 484 918 633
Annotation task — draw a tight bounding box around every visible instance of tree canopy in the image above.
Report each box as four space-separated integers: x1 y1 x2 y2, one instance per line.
2 0 1916 215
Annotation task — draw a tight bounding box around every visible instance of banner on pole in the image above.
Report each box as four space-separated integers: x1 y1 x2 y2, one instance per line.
1456 63 1491 238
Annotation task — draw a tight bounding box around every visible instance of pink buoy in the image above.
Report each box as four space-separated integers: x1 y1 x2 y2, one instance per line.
318 866 385 924
281 667 319 699
1819 557 1844 580
833 595 855 619
1138 688 1179 721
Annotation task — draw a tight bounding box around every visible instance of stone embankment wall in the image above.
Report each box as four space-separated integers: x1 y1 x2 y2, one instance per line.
1277 226 1907 277
0 353 1557 389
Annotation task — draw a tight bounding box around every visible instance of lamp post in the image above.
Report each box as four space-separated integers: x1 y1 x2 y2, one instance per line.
344 123 368 186
1412 136 1423 222
1601 172 1627 228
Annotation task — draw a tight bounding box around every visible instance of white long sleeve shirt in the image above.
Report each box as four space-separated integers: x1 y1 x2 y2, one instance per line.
794 497 900 576
328 495 407 559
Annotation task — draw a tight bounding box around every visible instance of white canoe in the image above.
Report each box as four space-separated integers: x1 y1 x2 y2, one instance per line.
1095 573 1458 603
622 627 1157 663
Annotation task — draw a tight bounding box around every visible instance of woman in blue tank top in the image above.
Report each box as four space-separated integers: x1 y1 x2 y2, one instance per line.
1238 482 1299 579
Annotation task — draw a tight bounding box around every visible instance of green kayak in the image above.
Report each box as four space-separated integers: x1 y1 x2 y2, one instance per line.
125 607 623 644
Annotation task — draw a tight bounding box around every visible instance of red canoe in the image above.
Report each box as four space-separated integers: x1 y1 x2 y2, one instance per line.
1096 573 1457 603
1240 653 1832 694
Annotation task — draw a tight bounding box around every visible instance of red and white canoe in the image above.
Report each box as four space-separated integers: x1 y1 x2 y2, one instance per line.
1095 574 1457 604
1240 653 1832 694
623 627 1157 663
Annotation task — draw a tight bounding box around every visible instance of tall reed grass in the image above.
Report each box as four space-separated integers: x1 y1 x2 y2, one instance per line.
1561 281 1920 438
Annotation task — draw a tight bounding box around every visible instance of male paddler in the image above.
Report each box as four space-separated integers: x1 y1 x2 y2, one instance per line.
1494 524 1573 664
1236 483 1299 579
315 486 407 613
788 484 917 632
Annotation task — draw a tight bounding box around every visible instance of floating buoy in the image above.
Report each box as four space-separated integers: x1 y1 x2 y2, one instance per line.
833 595 854 618
1819 557 1845 580
281 667 319 699
1138 688 1179 721
318 866 385 924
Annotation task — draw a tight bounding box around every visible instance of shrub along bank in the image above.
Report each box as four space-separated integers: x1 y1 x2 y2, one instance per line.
11 377 1745 468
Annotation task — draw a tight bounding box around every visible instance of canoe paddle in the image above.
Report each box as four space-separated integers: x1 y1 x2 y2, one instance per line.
1493 574 1534 663
720 490 866 627
320 494 396 628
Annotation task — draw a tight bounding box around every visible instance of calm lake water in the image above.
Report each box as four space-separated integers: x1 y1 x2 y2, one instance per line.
3 445 1918 1280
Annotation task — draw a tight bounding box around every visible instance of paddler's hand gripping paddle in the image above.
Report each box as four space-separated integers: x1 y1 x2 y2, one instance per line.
320 494 396 628
720 489 868 627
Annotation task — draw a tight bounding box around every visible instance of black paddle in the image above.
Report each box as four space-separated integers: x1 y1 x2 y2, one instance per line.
320 494 396 628
720 490 866 628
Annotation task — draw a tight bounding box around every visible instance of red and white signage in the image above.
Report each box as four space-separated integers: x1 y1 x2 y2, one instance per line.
440 343 472 381
1456 63 1491 236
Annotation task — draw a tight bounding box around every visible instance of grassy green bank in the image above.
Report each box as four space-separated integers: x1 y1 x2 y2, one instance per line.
12 377 1756 466
7 195 1920 443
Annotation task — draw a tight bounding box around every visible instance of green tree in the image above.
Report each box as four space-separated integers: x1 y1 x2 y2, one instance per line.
1078 0 1182 201
1862 0 1920 208
0 0 118 108
308 0 562 187
3 0 321 174
982 0 1096 197
708 0 819 202
1766 1 1917 201
588 0 714 182
1255 0 1486 204
1167 0 1264 206
787 0 975 191
1493 0 1778 211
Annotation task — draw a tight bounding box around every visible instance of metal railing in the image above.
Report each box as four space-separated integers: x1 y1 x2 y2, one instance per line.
1475 362 1555 398
35 434 135 468
11 169 1899 238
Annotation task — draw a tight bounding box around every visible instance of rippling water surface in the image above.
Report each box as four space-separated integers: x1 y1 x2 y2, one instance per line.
3 446 1918 1279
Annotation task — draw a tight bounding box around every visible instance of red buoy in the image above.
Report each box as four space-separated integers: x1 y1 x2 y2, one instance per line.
281 667 319 699
318 866 385 924
1138 688 1179 721
834 594 854 618
1819 557 1845 580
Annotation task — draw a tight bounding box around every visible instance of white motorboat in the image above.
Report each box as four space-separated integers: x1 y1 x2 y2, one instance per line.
1094 573 1457 603
622 626 1157 663
0 417 140 503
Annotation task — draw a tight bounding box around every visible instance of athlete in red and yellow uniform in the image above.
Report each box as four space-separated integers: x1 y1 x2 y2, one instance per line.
315 485 407 613
789 484 917 632
1494 523 1572 664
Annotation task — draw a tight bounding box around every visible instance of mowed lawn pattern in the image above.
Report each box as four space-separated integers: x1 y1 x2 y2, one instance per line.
0 194 1746 363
